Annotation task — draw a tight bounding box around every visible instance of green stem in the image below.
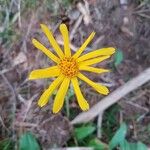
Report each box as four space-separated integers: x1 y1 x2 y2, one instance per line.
65 97 70 118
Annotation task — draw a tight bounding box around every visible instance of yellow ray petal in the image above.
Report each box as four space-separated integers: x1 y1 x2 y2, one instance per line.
79 66 110 74
72 32 95 59
71 77 89 111
79 55 110 66
78 73 109 95
77 47 115 62
59 24 71 57
32 39 59 63
28 66 60 80
38 75 64 107
40 24 64 58
53 77 70 113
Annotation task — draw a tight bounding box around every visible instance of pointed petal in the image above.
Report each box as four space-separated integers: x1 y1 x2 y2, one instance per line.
77 47 115 62
78 73 109 95
59 24 71 57
53 78 70 113
40 24 64 58
79 56 110 66
32 39 59 63
71 77 89 111
28 66 60 80
79 66 110 74
72 32 95 59
38 75 64 107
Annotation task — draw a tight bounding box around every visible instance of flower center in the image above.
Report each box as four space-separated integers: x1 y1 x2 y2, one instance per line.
59 57 79 78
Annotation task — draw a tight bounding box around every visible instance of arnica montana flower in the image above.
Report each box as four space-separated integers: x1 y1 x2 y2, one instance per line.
29 24 115 113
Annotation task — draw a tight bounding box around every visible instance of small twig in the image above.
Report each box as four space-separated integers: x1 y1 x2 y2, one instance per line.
57 40 78 52
70 15 83 41
92 35 105 49
22 93 39 121
14 122 37 127
132 120 138 139
119 110 123 124
130 91 147 102
120 0 128 10
122 101 149 112
22 13 35 53
0 115 9 132
136 111 150 122
18 94 26 103
133 9 150 14
134 2 148 10
1 74 17 101
121 26 134 37
97 111 104 139
17 0 21 27
136 13 150 19
71 68 150 124
1 73 17 139
57 39 92 52
0 63 26 76
77 2 91 25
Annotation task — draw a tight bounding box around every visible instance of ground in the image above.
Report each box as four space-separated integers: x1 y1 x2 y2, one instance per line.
0 0 150 149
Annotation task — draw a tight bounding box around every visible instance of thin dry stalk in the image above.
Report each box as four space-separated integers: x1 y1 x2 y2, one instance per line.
71 68 150 124
70 15 83 41
97 111 104 138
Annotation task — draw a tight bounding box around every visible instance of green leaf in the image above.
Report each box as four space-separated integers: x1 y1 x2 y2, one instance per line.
88 138 108 150
130 142 138 150
137 142 147 150
0 139 14 150
103 104 120 141
66 86 74 100
113 49 123 66
109 123 127 149
120 140 130 150
19 132 41 150
120 140 148 150
74 125 96 141
120 140 135 150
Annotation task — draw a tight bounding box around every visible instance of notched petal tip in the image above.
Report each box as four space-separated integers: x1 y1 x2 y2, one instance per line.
101 86 109 95
108 47 116 54
40 23 46 29
52 107 60 114
38 102 45 107
37 90 51 108
91 31 96 38
32 38 36 44
28 72 34 80
104 69 111 73
81 101 89 111
32 38 42 48
52 100 64 114
59 23 67 29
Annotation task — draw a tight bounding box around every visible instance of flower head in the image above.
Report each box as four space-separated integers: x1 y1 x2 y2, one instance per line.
29 23 115 113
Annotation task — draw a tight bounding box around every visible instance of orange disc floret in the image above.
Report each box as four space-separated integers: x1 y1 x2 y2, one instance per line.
59 57 79 78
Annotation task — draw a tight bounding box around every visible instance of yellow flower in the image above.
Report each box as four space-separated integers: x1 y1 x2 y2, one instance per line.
29 23 115 113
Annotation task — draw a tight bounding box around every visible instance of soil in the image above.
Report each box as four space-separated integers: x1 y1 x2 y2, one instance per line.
0 0 150 148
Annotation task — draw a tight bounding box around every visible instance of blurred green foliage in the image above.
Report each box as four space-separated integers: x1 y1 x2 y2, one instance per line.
70 122 148 150
109 123 148 150
102 104 120 141
0 139 14 150
113 49 124 67
74 124 96 141
109 123 127 149
19 132 41 150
